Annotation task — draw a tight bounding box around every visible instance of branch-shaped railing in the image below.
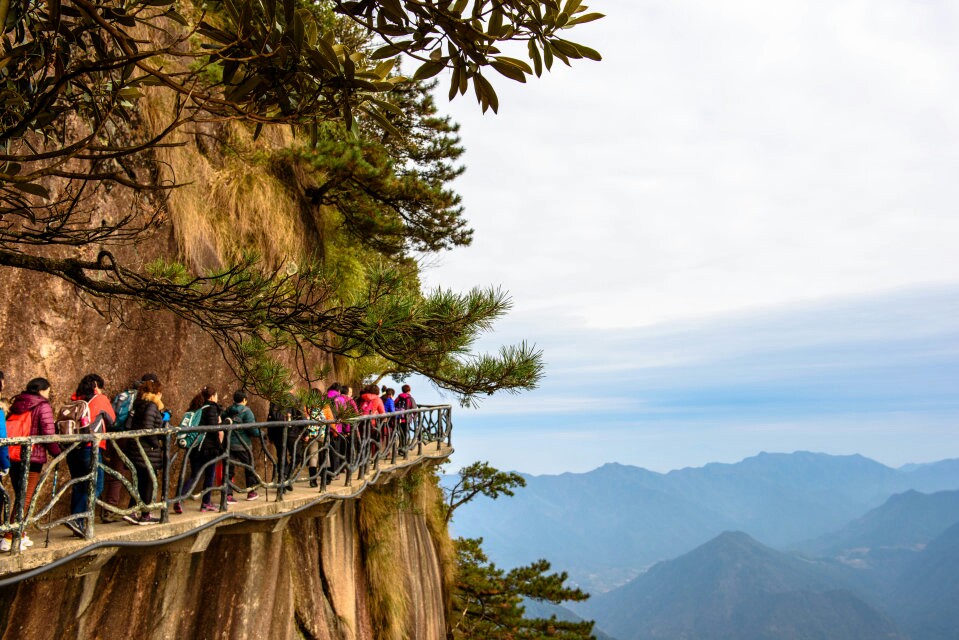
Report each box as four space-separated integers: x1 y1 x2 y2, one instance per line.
0 406 452 554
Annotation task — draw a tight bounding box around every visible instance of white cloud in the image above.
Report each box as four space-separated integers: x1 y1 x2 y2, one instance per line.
421 0 959 329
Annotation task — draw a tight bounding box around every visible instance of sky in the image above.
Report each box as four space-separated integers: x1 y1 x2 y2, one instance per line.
398 0 959 475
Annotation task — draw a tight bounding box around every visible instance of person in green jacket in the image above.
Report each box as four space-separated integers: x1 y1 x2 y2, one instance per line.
222 390 261 502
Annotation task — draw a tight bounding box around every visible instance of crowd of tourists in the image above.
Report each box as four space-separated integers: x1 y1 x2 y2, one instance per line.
0 370 417 551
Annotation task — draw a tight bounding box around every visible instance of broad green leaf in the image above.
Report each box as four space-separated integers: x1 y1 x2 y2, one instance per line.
371 41 413 59
528 40 543 77
490 60 526 83
494 56 532 74
414 59 446 80
569 12 604 25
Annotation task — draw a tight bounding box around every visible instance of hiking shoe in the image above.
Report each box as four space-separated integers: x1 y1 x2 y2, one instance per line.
65 520 86 539
246 491 259 501
190 493 201 501
137 514 160 525
100 512 120 524
173 502 183 515
20 535 34 548
122 513 140 525
0 537 11 552
226 495 237 504
201 504 219 513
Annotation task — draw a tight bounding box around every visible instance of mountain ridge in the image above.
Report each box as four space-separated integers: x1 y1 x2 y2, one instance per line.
450 452 959 592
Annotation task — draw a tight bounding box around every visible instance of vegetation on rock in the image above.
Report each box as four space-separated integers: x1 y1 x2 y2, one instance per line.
0 0 601 402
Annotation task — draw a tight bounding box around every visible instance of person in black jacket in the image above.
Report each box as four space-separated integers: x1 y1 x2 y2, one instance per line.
267 387 304 490
190 386 224 512
123 380 165 525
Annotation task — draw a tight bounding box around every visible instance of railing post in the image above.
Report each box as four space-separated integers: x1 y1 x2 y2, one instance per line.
391 420 397 466
86 437 100 538
345 426 353 487
417 416 423 456
219 450 229 512
277 424 287 501
320 429 328 493
160 431 170 524
13 444 32 554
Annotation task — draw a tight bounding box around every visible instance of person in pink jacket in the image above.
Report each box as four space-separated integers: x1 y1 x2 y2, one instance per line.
359 384 387 456
5 377 61 549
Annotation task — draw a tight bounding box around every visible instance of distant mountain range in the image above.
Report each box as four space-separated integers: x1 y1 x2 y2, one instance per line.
576 531 907 640
797 489 959 558
575 514 959 640
888 521 959 640
449 452 959 593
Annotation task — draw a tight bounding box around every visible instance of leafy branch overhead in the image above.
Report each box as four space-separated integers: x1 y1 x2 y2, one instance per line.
0 0 600 401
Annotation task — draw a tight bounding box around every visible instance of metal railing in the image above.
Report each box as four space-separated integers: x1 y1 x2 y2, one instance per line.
0 405 452 555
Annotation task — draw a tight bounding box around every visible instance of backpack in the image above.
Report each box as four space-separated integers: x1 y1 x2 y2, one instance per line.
305 406 331 439
6 411 33 463
360 397 375 415
55 399 91 435
176 404 208 449
112 389 137 431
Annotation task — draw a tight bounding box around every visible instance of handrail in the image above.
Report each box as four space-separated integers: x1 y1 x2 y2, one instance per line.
0 406 453 556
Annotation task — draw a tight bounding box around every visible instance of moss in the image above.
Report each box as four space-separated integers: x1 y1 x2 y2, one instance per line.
414 467 457 624
357 468 456 640
358 482 410 640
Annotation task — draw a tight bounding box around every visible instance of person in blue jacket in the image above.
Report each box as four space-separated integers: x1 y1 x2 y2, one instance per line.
0 371 11 552
0 371 9 474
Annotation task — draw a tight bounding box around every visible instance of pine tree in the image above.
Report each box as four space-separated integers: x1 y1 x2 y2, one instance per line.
445 462 596 639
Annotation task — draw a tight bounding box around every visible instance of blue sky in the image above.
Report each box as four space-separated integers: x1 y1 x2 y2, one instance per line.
401 0 959 474
404 285 959 473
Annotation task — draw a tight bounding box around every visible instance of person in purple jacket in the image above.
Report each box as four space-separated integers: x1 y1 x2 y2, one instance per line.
5 377 61 549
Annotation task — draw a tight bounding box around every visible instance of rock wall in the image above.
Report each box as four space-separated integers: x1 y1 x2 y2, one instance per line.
0 488 449 640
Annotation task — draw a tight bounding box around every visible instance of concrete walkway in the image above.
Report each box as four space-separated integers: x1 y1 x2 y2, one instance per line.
0 444 452 584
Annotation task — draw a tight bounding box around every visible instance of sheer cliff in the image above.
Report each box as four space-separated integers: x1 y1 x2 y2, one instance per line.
0 468 453 640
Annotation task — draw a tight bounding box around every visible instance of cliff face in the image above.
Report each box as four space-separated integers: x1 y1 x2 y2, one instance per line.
0 475 450 640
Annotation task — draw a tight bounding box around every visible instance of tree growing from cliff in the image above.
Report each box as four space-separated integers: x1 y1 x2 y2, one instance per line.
444 460 526 524
445 462 595 639
0 0 601 402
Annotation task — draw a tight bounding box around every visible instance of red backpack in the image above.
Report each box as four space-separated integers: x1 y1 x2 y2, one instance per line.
7 410 34 463
360 397 375 415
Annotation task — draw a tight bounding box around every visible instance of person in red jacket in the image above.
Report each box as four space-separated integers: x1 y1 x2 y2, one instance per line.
64 373 116 537
359 384 387 457
5 377 61 549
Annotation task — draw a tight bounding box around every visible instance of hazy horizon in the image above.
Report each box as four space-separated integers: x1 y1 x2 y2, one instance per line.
395 0 959 475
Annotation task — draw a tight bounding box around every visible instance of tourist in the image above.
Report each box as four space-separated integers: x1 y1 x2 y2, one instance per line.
360 384 387 457
64 374 115 537
332 385 359 467
123 379 165 525
222 389 260 502
103 372 158 523
4 378 61 549
268 387 305 490
303 387 334 488
381 387 395 413
394 384 417 447
191 386 224 512
0 373 11 551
